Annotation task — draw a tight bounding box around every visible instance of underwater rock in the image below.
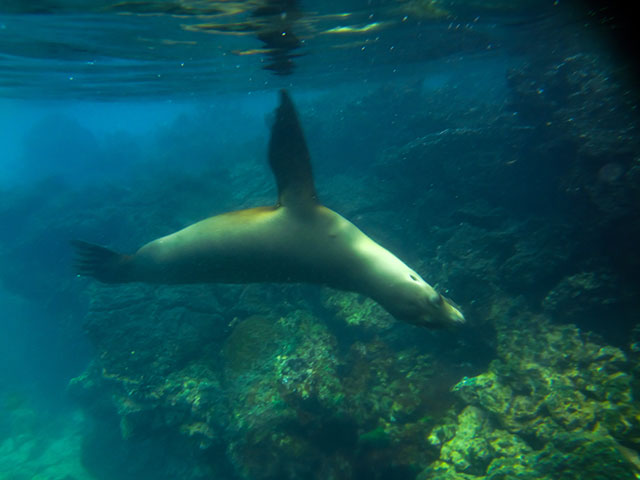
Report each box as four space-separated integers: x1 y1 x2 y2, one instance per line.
425 311 640 478
542 270 636 340
305 83 465 175
506 51 640 284
223 311 349 480
543 271 619 317
428 222 508 308
437 406 532 476
71 358 233 480
452 372 512 418
532 432 639 480
222 314 288 374
69 279 238 479
543 387 596 431
322 289 394 331
375 125 527 212
339 338 455 475
507 53 639 158
74 288 466 480
418 460 479 480
82 282 228 382
439 406 494 475
630 325 640 400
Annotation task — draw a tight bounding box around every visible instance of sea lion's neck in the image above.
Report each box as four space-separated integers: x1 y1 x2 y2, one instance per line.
345 232 413 297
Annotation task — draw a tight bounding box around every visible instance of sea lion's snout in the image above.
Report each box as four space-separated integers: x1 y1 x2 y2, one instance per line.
414 293 465 329
387 278 465 329
440 297 466 326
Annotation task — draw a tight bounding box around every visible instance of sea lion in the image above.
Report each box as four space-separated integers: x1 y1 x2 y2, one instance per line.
73 90 464 328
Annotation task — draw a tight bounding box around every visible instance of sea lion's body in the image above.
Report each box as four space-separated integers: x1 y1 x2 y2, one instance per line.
74 91 464 328
133 205 370 288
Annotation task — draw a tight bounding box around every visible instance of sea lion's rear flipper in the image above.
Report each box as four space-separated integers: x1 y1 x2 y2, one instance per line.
71 240 132 283
269 90 318 210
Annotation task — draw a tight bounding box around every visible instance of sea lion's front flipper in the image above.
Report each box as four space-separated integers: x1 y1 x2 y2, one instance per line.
269 90 318 210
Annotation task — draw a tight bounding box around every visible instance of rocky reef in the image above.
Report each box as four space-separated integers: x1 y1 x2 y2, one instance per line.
68 281 473 480
67 276 640 480
422 310 640 480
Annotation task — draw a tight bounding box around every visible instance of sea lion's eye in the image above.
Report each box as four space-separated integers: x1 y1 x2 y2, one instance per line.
410 274 418 282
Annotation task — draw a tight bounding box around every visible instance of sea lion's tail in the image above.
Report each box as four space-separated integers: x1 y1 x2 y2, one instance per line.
71 240 133 283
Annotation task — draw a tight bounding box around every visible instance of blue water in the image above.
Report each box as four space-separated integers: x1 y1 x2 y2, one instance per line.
1 1 638 479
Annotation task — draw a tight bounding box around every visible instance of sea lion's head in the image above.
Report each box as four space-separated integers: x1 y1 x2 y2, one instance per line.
387 273 466 328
